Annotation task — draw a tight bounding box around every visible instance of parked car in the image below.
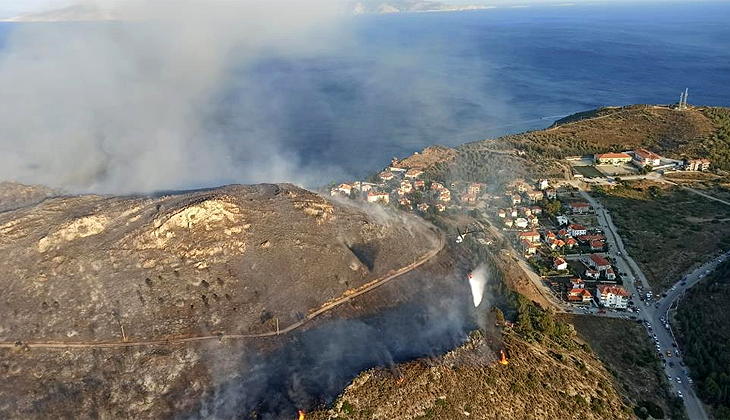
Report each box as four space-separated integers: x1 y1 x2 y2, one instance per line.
678 391 683 398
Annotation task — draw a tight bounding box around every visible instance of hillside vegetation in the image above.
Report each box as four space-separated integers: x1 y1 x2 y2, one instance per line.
676 259 730 419
568 315 685 420
310 296 631 420
413 105 729 184
592 180 730 291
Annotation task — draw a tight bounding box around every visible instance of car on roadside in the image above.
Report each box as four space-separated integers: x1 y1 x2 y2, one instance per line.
667 374 672 381
678 391 683 398
688 378 694 384
677 377 682 384
681 281 687 286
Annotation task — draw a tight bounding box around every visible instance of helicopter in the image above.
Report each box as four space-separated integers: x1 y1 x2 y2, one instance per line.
454 226 483 244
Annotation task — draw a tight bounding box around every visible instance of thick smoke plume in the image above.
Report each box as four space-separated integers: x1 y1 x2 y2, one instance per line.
0 1 349 193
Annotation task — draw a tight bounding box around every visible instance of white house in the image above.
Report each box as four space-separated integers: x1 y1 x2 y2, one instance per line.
515 218 529 229
556 215 569 226
597 285 630 309
554 258 568 271
568 224 587 237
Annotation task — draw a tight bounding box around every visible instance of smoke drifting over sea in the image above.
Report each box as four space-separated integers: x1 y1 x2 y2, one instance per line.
0 1 350 193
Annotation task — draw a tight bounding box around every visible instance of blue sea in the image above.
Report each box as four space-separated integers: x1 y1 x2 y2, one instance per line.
217 1 730 182
1 1 729 186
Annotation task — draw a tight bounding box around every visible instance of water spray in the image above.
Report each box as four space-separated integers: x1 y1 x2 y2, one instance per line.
467 267 488 307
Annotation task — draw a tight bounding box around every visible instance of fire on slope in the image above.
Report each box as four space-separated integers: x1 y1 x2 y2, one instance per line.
499 350 509 366
297 409 305 420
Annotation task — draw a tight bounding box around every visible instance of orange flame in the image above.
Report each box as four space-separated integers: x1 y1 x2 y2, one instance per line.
499 350 509 365
298 410 305 420
397 376 405 385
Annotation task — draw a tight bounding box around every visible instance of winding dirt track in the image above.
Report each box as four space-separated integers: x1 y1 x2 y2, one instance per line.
0 233 445 350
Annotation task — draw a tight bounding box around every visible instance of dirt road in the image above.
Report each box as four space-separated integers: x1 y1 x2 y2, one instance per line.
0 234 445 350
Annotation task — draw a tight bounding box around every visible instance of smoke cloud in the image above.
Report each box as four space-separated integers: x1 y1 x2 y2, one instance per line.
0 1 350 193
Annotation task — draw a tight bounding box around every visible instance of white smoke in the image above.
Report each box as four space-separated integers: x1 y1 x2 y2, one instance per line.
468 263 490 307
0 0 349 193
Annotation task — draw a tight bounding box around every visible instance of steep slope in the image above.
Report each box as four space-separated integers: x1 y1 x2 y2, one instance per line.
309 301 632 420
0 183 440 343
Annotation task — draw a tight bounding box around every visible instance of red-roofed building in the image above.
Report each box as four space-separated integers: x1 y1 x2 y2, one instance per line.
554 257 568 271
597 285 630 309
518 230 541 243
521 239 537 255
568 288 592 304
633 149 662 167
468 183 482 195
570 278 585 289
568 224 587 237
565 237 578 249
590 240 605 251
367 191 390 204
379 171 395 181
585 269 599 280
414 180 426 190
405 168 424 179
588 254 612 271
595 152 632 165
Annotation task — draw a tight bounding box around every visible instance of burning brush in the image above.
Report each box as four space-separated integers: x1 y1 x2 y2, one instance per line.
499 349 509 366
297 409 305 420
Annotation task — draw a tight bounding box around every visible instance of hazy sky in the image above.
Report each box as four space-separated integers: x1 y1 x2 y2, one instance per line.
2 0 722 17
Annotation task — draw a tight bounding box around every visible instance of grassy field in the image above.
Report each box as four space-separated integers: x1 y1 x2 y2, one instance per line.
592 181 730 291
567 315 686 420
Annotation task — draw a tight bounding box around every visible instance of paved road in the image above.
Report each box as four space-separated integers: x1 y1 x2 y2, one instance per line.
0 234 445 350
581 186 712 420
653 251 729 420
578 190 651 290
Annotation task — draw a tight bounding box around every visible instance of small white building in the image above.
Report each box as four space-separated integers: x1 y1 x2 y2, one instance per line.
515 218 529 229
554 258 568 271
568 224 587 237
556 215 569 226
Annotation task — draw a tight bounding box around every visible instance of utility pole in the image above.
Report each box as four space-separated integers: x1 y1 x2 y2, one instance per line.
275 317 279 336
684 87 689 108
120 322 127 342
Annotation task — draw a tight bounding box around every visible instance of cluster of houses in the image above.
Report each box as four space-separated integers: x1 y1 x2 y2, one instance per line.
594 148 712 171
497 179 552 229
330 162 485 214
560 254 631 309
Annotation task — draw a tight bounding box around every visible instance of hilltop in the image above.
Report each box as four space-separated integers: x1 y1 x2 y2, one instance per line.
0 183 440 343
394 105 729 183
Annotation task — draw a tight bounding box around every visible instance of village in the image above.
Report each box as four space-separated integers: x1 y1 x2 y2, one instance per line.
329 146 713 315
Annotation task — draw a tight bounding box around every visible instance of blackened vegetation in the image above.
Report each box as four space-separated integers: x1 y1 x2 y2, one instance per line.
347 243 378 271
677 260 730 419
184 261 492 420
